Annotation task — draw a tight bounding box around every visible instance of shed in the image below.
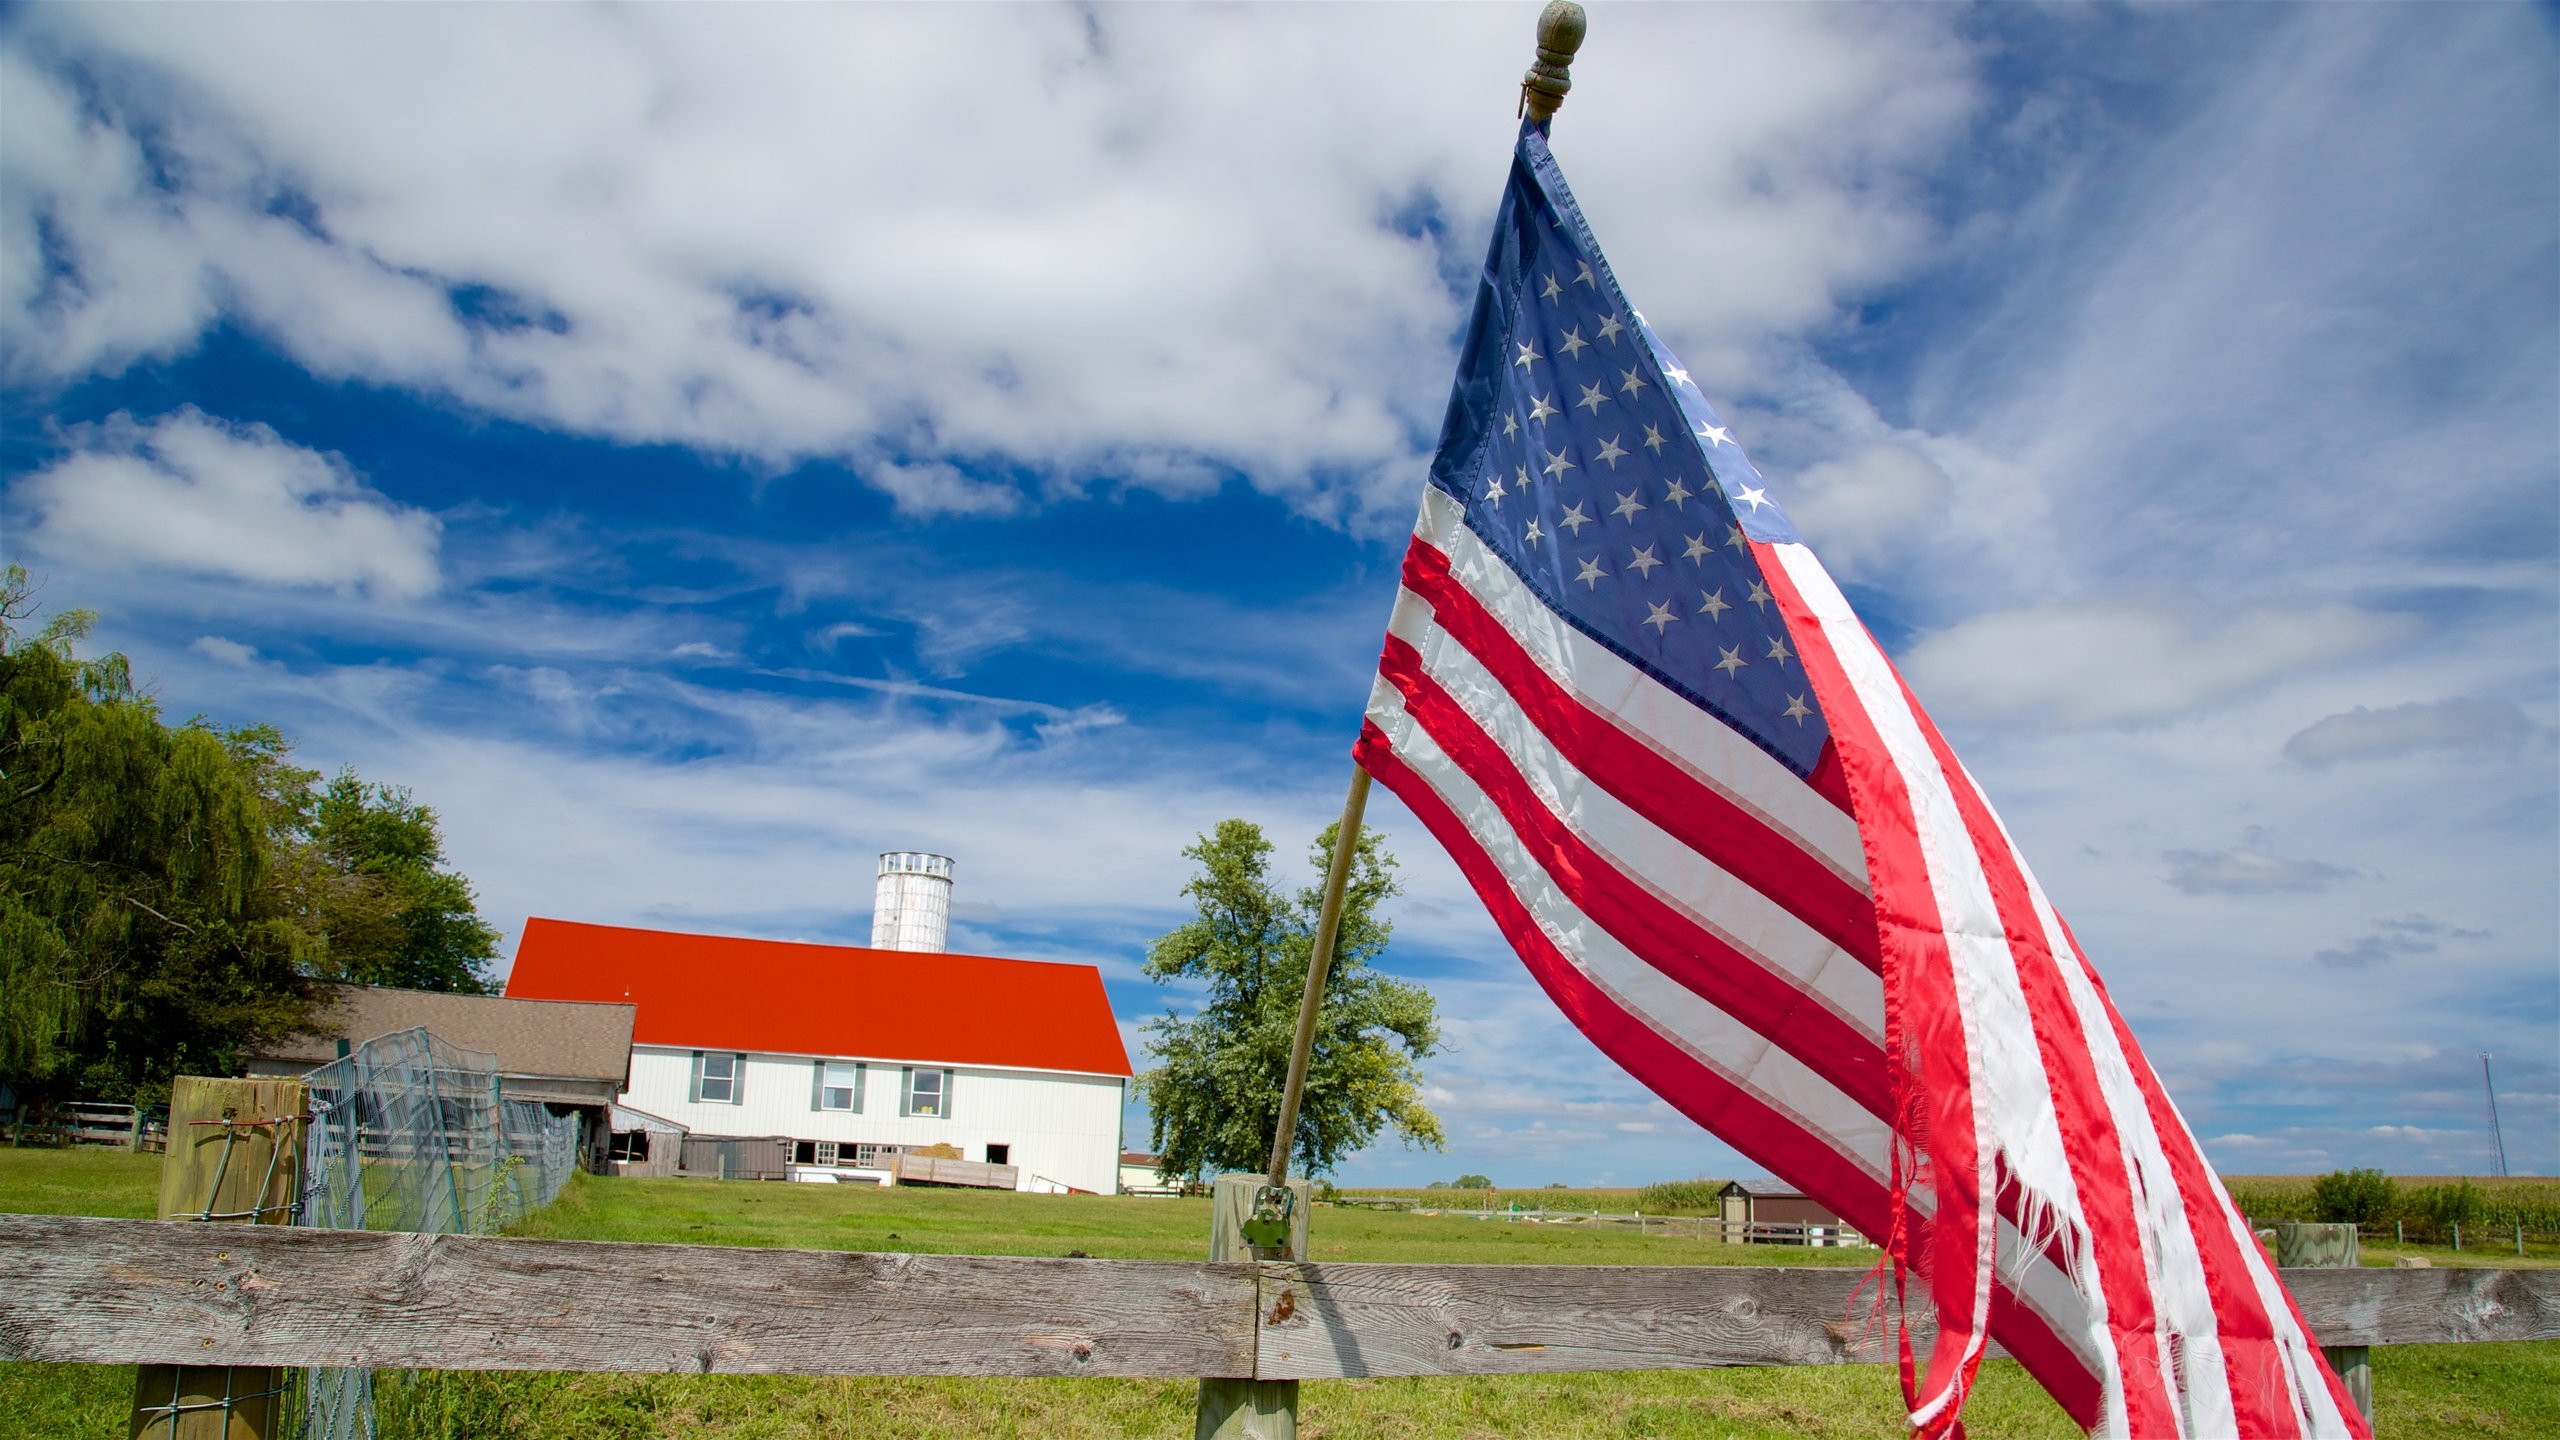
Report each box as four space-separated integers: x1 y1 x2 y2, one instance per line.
1716 1179 1860 1246
247 983 637 1161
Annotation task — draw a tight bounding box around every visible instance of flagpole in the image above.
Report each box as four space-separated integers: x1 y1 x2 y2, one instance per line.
1261 0 1589 1193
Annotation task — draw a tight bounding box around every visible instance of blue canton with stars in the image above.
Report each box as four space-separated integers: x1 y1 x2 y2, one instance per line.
1424 124 1828 777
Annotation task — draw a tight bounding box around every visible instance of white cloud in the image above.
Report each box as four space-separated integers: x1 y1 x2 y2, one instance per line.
1 4 1977 530
190 634 259 666
14 408 440 598
867 461 1024 520
1899 595 2406 728
2284 698 2540 767
2162 837 2352 896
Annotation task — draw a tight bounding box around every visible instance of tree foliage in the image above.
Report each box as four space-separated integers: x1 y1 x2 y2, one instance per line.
0 570 500 1108
2310 1167 2398 1226
1135 817 1443 1181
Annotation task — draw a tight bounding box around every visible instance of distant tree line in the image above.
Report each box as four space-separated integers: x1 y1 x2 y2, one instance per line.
2 569 500 1109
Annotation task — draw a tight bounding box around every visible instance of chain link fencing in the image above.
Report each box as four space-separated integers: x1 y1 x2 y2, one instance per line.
296 1026 583 1439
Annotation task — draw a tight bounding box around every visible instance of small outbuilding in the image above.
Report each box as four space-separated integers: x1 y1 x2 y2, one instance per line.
1716 1178 1861 1247
247 983 637 1164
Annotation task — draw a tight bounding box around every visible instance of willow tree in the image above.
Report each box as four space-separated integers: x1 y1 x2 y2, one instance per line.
1136 817 1443 1181
0 572 314 1106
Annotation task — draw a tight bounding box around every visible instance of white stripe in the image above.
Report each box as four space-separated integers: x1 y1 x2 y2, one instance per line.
1770 543 2123 1436
1388 589 1887 1048
1414 489 1868 889
1368 675 1892 1181
1972 768 2350 1435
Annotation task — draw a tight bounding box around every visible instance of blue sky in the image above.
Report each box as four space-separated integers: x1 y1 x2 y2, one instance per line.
4 2 2552 1185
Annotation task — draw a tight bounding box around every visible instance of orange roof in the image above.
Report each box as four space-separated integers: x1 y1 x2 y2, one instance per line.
504 917 1130 1078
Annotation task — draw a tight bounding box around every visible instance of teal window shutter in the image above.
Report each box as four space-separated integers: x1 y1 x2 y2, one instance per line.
900 1065 914 1116
852 1062 867 1113
940 1069 954 1121
811 1059 825 1111
688 1050 704 1104
731 1053 747 1105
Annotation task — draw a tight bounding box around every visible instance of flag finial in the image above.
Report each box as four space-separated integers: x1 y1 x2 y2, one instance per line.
1520 2 1588 125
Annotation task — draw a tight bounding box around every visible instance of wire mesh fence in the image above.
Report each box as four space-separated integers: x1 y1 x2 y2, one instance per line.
296 1026 582 1440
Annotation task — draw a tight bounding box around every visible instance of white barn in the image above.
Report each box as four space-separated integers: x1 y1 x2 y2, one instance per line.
504 872 1130 1194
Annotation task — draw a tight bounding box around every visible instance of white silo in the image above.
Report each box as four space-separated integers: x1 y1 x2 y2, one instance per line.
870 851 955 952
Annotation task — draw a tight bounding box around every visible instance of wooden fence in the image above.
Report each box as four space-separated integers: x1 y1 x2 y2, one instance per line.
6 1213 2553 1381
3 1100 168 1152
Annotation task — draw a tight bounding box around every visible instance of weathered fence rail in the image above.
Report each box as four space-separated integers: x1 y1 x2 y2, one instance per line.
6 1214 2553 1381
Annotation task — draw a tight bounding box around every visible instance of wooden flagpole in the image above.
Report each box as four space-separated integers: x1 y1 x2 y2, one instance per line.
1197 11 1587 1438
1262 0 1589 1198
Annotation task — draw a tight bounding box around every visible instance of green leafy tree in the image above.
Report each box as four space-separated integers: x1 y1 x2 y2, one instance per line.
2310 1168 2397 1227
0 571 316 1106
1135 817 1443 1181
302 770 500 993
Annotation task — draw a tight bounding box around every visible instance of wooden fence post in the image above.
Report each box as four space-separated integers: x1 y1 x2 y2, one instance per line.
1196 1173 1310 1440
2275 1221 2369 1422
129 1077 307 1440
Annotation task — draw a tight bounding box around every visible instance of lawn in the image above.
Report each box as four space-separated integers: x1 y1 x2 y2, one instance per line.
5 1149 2555 1437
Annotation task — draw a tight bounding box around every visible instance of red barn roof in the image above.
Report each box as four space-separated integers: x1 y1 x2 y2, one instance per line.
505 917 1131 1078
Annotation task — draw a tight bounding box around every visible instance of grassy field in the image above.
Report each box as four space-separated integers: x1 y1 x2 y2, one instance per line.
5 1149 2556 1437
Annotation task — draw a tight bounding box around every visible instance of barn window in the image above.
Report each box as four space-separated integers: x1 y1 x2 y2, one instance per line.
694 1051 743 1105
813 1060 863 1112
901 1066 951 1119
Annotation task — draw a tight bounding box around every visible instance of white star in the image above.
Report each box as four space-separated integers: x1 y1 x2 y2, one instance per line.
1698 588 1730 620
1698 422 1732 447
1612 488 1647 521
1641 423 1667 455
1596 312 1624 344
1642 599 1677 633
1619 366 1649 399
1733 483 1772 512
1628 544 1662 577
1542 447 1577 479
1524 517 1545 544
1516 464 1532 491
1528 392 1559 423
1665 365 1691 388
1501 412 1519 439
1662 477 1692 508
1683 533 1711 564
1783 693 1812 725
1484 473 1507 508
1515 340 1543 370
1574 555 1608 589
1541 273 1563 302
1576 381 1610 413
1575 259 1597 287
1766 634 1794 668
1725 525 1750 554
1558 327 1589 359
1714 644 1748 677
1559 501 1592 535
1594 435 1629 469
1747 578 1772 610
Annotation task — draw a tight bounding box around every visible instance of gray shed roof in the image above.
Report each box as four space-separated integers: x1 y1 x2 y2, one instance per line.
258 984 636 1102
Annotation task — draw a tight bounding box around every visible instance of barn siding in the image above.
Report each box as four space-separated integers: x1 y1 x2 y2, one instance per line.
624 1047 1123 1193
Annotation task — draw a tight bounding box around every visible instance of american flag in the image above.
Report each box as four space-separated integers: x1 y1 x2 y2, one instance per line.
1355 123 2365 1439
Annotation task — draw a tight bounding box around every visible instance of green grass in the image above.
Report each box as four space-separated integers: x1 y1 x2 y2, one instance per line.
6 1149 2556 1437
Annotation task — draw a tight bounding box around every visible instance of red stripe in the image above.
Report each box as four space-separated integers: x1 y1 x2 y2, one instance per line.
2052 917 2362 1437
1356 723 1884 1209
1896 679 2183 1436
1402 541 1881 971
1377 634 1891 1117
1358 720 2104 1431
1752 543 1992 1436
